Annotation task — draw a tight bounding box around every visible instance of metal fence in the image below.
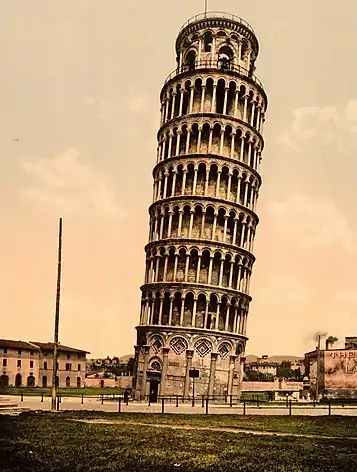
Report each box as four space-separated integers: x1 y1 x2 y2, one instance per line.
10 391 357 416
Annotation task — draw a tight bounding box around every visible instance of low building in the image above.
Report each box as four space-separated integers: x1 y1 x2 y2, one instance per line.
0 339 89 388
246 355 278 377
304 337 357 398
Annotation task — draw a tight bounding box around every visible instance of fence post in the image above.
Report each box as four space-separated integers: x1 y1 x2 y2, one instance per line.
243 400 246 416
202 395 204 408
161 397 165 414
118 397 121 413
230 395 233 407
81 393 84 404
59 393 62 404
56 396 60 411
41 392 44 403
205 396 209 415
101 394 104 405
148 395 151 406
313 400 316 408
289 400 292 416
192 393 195 407
21 392 23 402
328 401 331 416
176 395 179 408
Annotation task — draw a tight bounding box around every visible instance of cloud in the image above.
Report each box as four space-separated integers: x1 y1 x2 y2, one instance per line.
278 101 357 151
266 194 356 252
20 149 123 219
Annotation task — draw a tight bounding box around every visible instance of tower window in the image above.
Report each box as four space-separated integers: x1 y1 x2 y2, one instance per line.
203 32 213 52
185 50 196 71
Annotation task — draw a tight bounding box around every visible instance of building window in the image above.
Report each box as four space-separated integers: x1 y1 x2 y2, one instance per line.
3 348 7 354
18 349 22 355
77 364 81 371
76 377 81 388
65 376 70 387
78 354 81 360
2 359 7 367
65 363 72 371
30 351 34 356
30 361 34 368
66 354 71 360
17 360 21 368
42 376 47 387
27 375 35 387
43 361 47 370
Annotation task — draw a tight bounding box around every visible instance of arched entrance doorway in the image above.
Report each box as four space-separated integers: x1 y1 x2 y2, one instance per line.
15 373 22 387
0 375 9 387
27 375 35 387
42 376 47 388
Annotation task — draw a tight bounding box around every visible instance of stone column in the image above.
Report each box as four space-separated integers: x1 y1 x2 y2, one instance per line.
211 84 217 112
208 353 218 397
184 350 194 398
200 85 206 112
140 346 150 400
132 345 140 396
216 170 222 198
227 355 237 396
160 347 170 395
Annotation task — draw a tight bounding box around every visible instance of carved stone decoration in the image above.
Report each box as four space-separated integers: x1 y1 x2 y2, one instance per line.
195 339 212 357
151 336 164 353
218 342 231 359
170 337 188 355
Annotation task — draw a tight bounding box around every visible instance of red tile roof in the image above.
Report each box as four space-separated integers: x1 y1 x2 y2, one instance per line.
0 339 89 354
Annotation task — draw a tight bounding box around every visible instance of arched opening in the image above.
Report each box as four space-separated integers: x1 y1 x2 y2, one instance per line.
192 205 203 238
181 205 191 238
66 376 71 388
77 377 81 388
218 46 234 70
172 292 182 326
185 50 196 71
204 206 215 239
207 294 218 329
166 247 176 282
216 79 226 114
183 292 194 326
177 248 187 282
27 375 35 387
203 32 213 53
162 292 170 325
42 375 47 388
0 375 9 387
200 250 210 284
15 373 22 387
196 162 206 196
196 293 206 328
211 252 221 286
208 163 218 197
188 249 198 283
152 291 160 325
220 297 228 330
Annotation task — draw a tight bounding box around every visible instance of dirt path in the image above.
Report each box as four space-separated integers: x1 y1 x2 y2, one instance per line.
69 418 357 440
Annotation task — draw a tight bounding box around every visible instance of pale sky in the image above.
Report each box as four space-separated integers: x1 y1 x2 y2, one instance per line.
1 0 357 358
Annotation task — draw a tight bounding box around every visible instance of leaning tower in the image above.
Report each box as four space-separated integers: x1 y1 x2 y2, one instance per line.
132 12 267 401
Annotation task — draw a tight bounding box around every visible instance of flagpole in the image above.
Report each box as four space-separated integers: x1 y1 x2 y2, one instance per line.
204 0 208 14
51 218 63 411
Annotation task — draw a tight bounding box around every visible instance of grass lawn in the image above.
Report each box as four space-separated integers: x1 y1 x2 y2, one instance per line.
0 412 357 471
0 387 123 397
